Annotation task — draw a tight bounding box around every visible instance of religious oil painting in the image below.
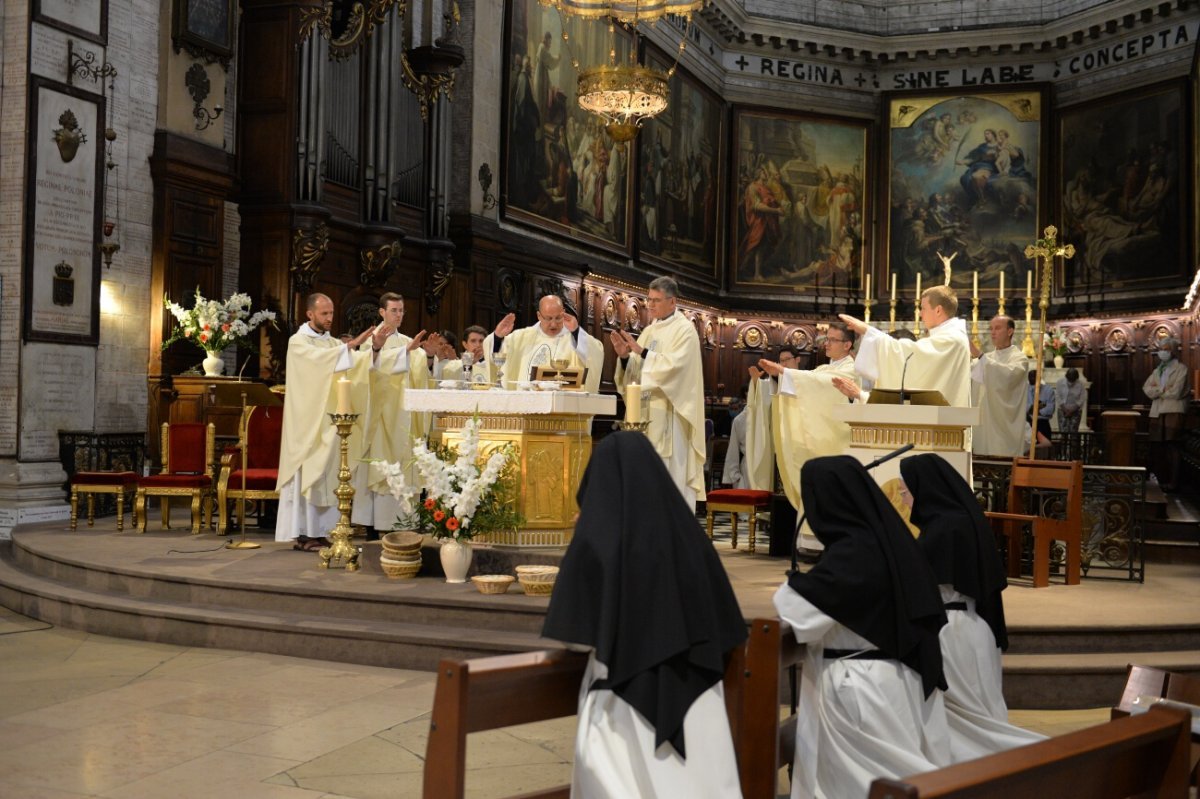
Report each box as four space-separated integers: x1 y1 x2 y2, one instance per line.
635 49 724 284
886 89 1044 296
1058 80 1189 295
730 108 870 294
502 0 634 254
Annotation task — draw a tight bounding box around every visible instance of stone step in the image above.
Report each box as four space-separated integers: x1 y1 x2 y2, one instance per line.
1003 650 1200 710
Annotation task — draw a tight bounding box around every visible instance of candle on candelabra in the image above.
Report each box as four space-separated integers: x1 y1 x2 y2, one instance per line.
999 271 1005 297
1027 269 1033 300
625 383 641 423
865 273 871 300
891 271 897 297
336 376 352 414
973 271 978 300
915 273 921 297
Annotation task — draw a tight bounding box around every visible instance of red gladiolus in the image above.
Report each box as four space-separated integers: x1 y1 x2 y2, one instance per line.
446 517 459 531
424 498 436 510
433 509 445 522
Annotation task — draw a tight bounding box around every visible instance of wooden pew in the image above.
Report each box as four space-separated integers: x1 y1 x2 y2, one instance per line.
867 704 1191 799
738 617 805 799
1112 663 1200 783
422 643 747 799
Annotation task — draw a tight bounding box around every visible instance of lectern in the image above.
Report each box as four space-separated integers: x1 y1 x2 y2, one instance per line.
831 403 980 484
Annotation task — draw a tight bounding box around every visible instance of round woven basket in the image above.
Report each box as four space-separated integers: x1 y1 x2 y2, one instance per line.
471 574 515 595
380 555 421 579
382 531 423 554
516 565 558 596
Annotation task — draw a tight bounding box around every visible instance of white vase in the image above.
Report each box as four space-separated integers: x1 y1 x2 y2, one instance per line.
1053 355 1064 369
439 538 473 583
202 351 225 376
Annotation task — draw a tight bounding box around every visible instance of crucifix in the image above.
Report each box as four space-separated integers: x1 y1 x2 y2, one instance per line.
1024 225 1076 460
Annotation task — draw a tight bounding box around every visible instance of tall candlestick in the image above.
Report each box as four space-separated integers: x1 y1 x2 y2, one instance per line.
999 270 1005 297
915 273 921 297
1026 269 1033 300
865 273 871 300
336 376 352 414
891 271 897 298
973 271 978 300
625 382 641 423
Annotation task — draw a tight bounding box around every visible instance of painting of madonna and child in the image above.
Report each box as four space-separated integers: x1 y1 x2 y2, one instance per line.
1058 81 1188 294
503 0 634 253
887 91 1043 296
731 110 871 293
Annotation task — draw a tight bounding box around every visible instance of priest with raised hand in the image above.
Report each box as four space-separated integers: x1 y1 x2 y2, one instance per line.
970 315 1029 457
611 276 707 509
352 292 439 536
757 321 860 553
742 348 799 492
838 284 972 409
276 293 385 549
484 294 603 392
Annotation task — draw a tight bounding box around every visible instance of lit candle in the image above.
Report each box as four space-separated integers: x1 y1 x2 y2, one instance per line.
973 271 978 300
999 271 1005 297
625 382 641 423
865 273 871 300
336 376 352 415
1027 269 1033 300
890 271 897 298
915 273 921 297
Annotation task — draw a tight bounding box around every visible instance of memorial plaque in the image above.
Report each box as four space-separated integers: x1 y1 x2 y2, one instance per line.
34 0 106 43
23 77 104 345
19 343 97 461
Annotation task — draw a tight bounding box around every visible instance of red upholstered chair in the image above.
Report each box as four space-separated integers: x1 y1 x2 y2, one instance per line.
136 422 215 534
218 405 284 534
70 471 139 532
706 488 772 553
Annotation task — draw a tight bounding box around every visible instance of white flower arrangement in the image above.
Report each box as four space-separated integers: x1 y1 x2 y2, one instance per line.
162 288 277 353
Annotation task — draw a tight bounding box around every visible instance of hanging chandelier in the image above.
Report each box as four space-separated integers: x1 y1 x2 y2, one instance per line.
543 0 704 23
577 62 669 143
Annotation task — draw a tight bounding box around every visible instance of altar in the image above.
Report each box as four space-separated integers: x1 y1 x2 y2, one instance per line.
403 389 616 547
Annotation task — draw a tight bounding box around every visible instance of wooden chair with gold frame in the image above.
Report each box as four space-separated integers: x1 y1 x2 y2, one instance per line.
217 404 284 535
136 422 215 534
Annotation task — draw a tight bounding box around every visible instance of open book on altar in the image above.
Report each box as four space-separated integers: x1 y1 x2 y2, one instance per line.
531 365 587 390
867 388 949 406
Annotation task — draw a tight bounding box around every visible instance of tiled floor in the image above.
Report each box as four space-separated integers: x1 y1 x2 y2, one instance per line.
0 605 1108 799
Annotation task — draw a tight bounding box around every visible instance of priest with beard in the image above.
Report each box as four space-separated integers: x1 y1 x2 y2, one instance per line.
485 294 602 392
899 454 1045 761
542 432 747 798
773 456 951 799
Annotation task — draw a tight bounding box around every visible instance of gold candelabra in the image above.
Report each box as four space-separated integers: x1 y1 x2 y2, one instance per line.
618 420 649 433
320 413 361 571
1024 225 1076 460
864 294 875 324
971 295 981 350
888 295 897 333
913 296 922 337
1021 295 1037 358
998 292 1007 318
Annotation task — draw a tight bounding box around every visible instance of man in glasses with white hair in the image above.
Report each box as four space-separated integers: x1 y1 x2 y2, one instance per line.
1143 337 1189 491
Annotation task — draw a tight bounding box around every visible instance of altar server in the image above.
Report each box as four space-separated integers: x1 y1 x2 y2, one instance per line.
543 432 746 799
773 456 950 799
900 454 1045 760
485 294 602 391
971 316 1030 457
742 347 799 492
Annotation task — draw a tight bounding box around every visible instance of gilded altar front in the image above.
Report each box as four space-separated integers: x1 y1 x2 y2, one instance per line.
405 389 617 547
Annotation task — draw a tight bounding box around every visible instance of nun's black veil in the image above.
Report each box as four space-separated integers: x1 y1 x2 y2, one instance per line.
786 455 947 697
542 432 747 758
900 453 1009 651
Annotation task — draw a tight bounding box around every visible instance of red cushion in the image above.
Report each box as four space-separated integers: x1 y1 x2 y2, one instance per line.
226 469 279 491
246 406 283 470
72 471 138 487
140 474 212 488
168 423 208 474
707 489 772 507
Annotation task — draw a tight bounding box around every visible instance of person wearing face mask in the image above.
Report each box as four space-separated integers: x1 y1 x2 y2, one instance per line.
1143 338 1189 491
1054 368 1086 434
720 388 750 489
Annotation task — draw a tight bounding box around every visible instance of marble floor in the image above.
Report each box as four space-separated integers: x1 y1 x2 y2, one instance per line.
0 605 1109 799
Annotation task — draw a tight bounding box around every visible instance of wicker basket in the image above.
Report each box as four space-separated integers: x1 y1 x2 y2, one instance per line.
380 555 421 579
471 574 515 595
382 531 423 555
516 565 559 596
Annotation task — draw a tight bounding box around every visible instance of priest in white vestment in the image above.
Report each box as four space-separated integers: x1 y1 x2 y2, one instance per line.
484 295 602 392
742 347 799 492
276 293 386 545
970 316 1029 458
900 454 1045 761
351 292 438 531
774 456 950 799
758 322 860 553
611 277 707 508
543 432 746 799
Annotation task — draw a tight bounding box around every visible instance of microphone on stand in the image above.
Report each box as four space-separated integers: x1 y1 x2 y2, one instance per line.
898 353 915 405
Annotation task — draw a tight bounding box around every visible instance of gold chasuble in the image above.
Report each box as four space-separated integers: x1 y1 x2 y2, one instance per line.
486 324 603 392
772 357 859 549
276 327 371 512
744 377 775 491
614 312 706 506
970 345 1029 457
855 318 972 408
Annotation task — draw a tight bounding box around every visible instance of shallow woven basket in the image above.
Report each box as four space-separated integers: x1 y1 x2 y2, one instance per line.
380 556 421 579
471 574 515 595
382 531 423 554
516 565 559 596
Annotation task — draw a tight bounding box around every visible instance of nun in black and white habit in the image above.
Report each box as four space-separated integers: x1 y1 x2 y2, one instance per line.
773 455 951 799
543 432 748 798
900 453 1045 761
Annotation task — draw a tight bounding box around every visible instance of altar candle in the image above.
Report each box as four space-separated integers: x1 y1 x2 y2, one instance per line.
999 271 1005 297
891 271 897 298
1027 269 1033 299
625 382 641 423
973 271 978 299
336 376 352 415
915 273 921 297
865 273 871 300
